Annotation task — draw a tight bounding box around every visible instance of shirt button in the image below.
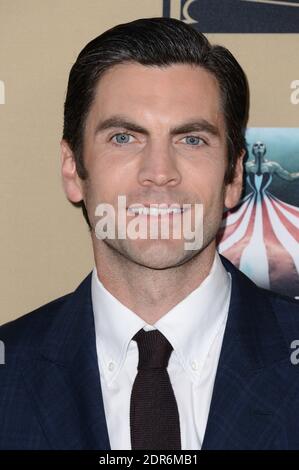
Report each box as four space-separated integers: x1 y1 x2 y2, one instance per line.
108 361 115 372
191 360 198 371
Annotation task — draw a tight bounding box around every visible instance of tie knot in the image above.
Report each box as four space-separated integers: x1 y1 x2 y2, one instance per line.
132 329 173 370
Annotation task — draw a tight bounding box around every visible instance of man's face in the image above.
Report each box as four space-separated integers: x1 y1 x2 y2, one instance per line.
62 63 243 269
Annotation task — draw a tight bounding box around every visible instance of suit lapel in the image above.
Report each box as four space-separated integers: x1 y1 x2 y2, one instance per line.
21 273 111 450
202 256 293 450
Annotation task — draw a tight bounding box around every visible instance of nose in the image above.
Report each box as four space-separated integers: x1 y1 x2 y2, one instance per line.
137 140 182 188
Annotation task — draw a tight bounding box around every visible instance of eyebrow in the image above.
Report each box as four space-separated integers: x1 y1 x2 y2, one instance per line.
94 115 220 138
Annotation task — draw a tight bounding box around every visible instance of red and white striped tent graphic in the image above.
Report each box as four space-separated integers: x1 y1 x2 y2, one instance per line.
217 174 299 298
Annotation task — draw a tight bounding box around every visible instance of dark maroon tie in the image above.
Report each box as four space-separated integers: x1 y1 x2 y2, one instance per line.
130 328 181 450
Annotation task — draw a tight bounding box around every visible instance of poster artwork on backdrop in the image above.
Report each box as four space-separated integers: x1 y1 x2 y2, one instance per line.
217 129 299 299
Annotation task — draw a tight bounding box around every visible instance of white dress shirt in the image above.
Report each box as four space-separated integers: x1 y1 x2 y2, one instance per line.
91 251 231 450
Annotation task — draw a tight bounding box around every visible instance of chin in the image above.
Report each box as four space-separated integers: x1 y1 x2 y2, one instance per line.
118 238 200 270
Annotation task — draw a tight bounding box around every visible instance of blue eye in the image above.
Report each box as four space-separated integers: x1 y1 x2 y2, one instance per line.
112 133 132 144
183 136 204 146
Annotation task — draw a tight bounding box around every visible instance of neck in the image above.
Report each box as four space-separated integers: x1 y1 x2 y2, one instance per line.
92 239 216 325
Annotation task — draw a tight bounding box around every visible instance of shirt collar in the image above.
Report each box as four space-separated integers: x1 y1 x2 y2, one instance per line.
92 251 231 385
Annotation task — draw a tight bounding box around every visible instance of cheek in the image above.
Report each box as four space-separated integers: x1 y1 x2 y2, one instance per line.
186 159 226 201
85 158 134 209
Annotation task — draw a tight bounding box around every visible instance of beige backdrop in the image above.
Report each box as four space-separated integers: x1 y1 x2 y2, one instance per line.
1 0 298 323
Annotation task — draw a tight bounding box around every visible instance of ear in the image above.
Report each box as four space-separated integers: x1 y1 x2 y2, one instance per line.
60 139 84 203
224 150 245 210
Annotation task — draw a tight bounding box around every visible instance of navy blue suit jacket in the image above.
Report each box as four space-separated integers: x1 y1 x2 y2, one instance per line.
1 256 299 450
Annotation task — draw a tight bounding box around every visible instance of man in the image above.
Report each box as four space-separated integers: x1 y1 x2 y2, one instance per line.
0 17 299 450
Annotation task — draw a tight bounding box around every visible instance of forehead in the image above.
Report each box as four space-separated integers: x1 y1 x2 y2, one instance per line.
89 62 223 127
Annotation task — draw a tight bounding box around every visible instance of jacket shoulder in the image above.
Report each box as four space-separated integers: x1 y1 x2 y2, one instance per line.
0 271 92 358
0 293 73 352
265 288 299 318
261 287 299 344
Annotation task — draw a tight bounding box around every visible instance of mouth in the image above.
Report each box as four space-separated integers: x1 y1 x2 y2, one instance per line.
126 205 189 217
